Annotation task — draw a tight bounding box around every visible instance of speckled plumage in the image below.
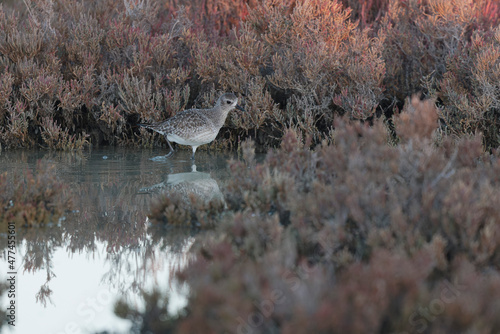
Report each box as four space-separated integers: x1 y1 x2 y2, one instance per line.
139 93 243 159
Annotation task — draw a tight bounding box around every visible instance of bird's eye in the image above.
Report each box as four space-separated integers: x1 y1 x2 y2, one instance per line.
226 100 231 104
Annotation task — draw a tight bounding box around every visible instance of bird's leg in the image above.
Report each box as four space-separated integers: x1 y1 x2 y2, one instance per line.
165 137 175 157
191 146 197 160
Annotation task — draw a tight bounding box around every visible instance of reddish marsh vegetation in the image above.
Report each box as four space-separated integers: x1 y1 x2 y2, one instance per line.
0 0 499 332
0 160 71 228
0 0 498 150
139 97 500 333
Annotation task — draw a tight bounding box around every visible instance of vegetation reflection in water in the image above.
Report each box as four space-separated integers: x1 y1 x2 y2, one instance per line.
0 148 232 333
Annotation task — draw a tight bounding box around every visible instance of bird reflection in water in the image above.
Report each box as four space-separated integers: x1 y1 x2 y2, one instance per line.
138 164 225 207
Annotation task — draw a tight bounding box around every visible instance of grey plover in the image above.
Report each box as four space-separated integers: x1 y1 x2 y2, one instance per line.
139 93 244 159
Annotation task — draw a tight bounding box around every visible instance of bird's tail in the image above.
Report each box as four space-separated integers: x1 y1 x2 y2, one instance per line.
138 123 164 136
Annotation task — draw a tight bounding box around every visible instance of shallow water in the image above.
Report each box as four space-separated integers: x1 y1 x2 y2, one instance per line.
0 148 234 333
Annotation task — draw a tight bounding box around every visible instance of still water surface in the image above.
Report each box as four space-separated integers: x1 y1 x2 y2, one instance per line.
0 148 233 333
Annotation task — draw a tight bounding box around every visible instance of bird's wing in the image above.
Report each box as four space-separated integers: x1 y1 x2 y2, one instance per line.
139 109 214 136
167 110 215 137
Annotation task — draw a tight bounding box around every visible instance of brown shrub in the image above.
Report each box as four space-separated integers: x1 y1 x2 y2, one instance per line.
435 26 500 149
40 117 90 150
0 160 72 227
0 0 498 151
141 102 498 329
115 109 500 332
394 95 439 142
341 0 390 28
381 1 500 148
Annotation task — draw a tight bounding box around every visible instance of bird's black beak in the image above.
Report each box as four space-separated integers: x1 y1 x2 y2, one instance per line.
236 104 245 112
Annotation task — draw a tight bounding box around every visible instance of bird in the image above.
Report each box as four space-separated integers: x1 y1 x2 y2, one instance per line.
138 93 244 159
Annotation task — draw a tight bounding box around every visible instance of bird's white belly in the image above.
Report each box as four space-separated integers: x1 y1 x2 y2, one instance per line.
167 132 217 146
